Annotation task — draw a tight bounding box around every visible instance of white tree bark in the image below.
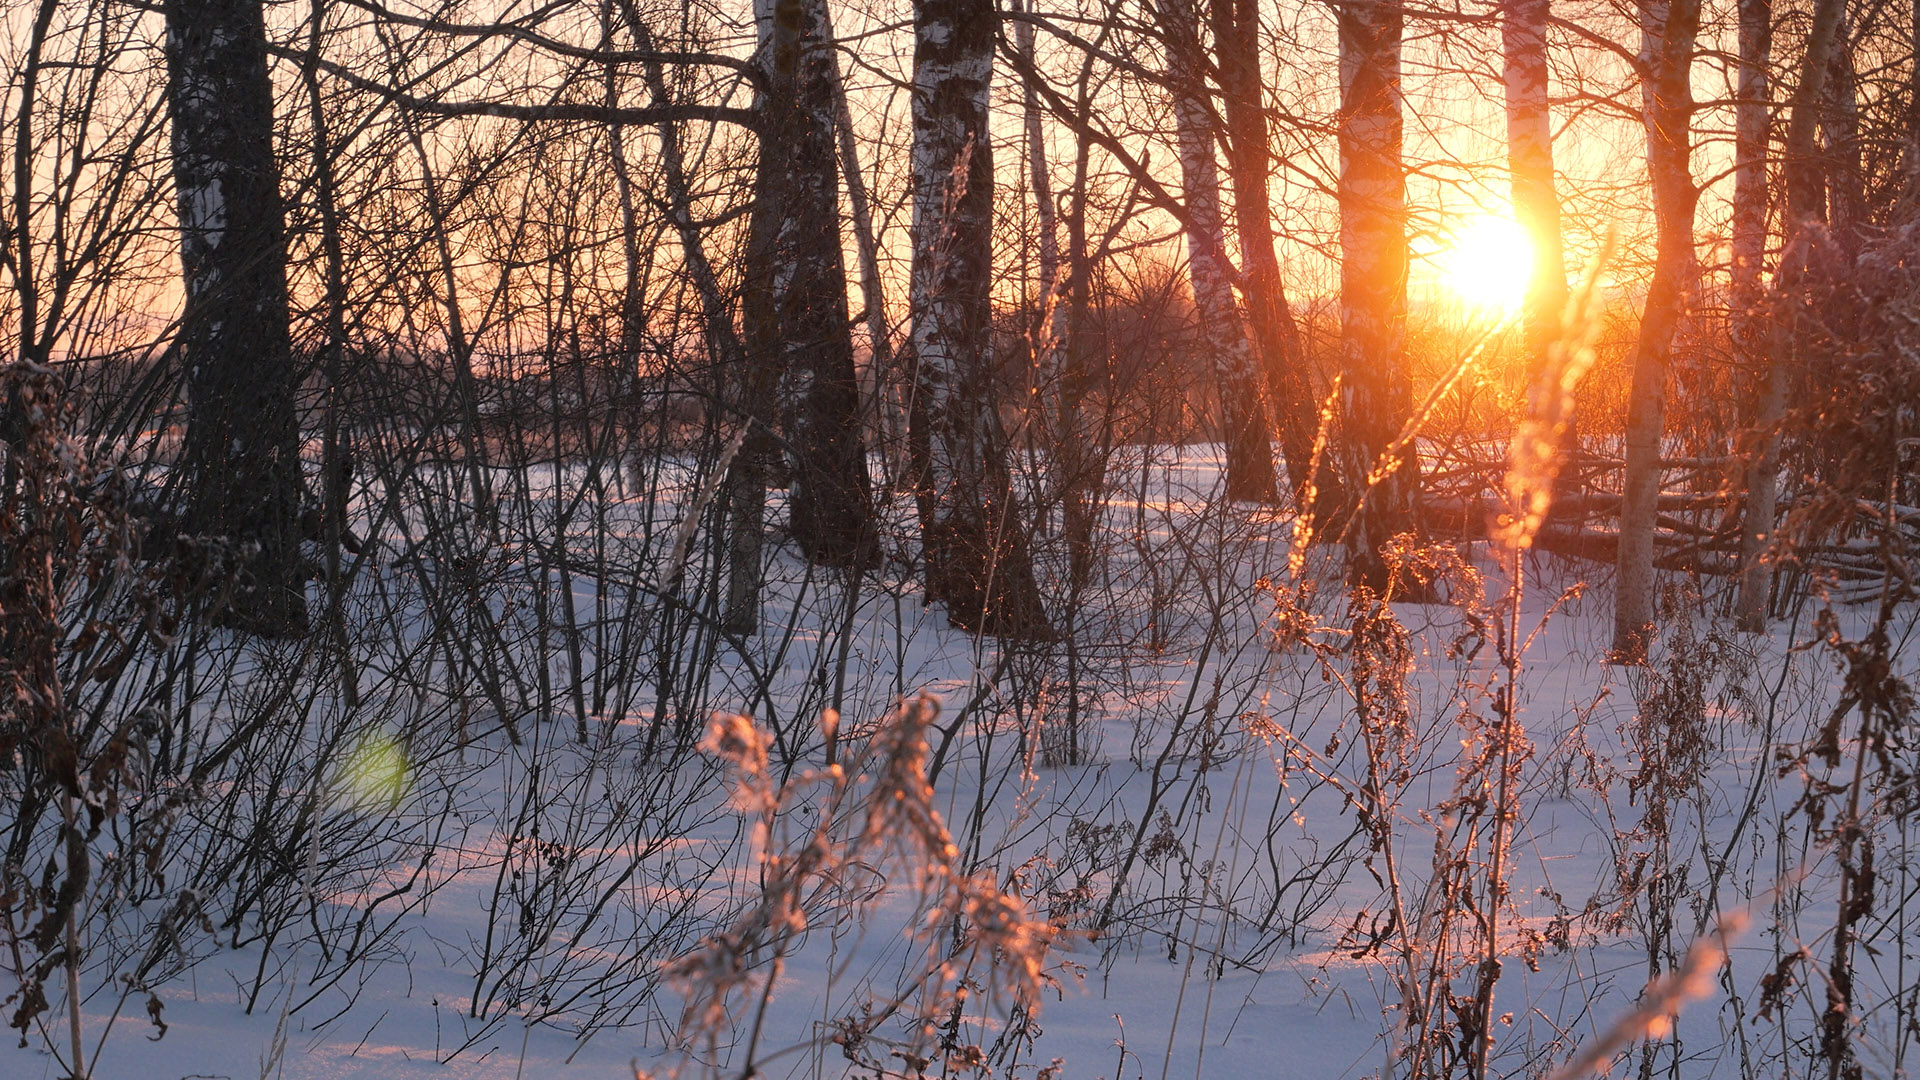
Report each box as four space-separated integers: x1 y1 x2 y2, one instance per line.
1613 0 1701 658
1157 0 1277 504
1502 0 1566 375
1335 0 1416 592
1729 0 1770 356
1734 0 1845 632
909 0 1050 637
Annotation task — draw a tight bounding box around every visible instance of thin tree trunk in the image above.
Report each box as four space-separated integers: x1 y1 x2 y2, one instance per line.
304 0 356 703
1613 0 1702 659
1820 18 1861 248
824 11 908 489
1211 0 1323 514
1335 0 1417 592
1159 0 1277 504
909 0 1052 638
1012 6 1108 589
603 0 647 478
1730 0 1770 366
1908 0 1920 203
1014 0 1060 317
1503 0 1567 376
732 24 782 634
1734 0 1845 633
1013 0 1080 560
163 0 308 637
617 3 764 631
1729 0 1772 628
1058 65 1107 590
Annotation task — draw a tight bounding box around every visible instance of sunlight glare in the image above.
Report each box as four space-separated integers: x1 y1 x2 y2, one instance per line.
1438 216 1535 313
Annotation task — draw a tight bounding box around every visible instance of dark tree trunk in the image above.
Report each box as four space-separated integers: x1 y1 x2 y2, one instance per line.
908 0 1051 638
1335 0 1418 594
163 0 307 637
758 0 876 568
1211 0 1327 517
1820 18 1861 245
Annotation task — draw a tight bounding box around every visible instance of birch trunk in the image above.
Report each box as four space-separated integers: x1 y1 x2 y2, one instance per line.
1210 0 1322 513
1613 0 1701 659
1819 21 1861 247
1734 0 1845 632
1502 0 1567 377
1729 0 1772 628
163 0 308 636
1729 0 1770 364
1159 0 1278 504
1012 9 1107 589
1335 0 1417 592
1014 0 1060 317
909 0 1051 637
756 0 877 568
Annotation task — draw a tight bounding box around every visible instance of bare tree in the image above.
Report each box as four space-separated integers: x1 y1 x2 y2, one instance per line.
909 0 1052 637
1211 0 1325 515
1334 0 1416 592
1612 0 1702 658
824 8 908 487
1010 0 1114 591
1502 0 1566 376
1157 0 1278 505
1734 0 1846 631
163 0 309 636
1728 0 1770 384
751 0 876 569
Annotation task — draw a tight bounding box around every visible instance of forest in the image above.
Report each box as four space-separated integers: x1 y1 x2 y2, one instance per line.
1 0 1918 1077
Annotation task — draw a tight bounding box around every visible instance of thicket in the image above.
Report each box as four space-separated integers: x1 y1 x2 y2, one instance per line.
2 2 1919 1080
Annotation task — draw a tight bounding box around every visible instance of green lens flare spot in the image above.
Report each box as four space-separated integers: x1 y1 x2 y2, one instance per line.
339 733 409 810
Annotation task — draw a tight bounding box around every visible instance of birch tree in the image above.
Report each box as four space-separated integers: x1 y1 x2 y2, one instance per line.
1734 0 1846 631
1727 0 1770 626
1612 0 1701 659
1211 0 1323 514
1335 0 1417 592
1157 0 1278 505
1502 0 1567 377
1729 0 1770 374
163 0 308 636
750 0 876 569
909 0 1051 637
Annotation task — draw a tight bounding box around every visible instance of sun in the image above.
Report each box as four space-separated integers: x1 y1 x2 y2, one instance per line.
1437 216 1536 313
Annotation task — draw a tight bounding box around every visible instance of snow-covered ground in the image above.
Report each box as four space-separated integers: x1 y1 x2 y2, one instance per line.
6 446 1914 1080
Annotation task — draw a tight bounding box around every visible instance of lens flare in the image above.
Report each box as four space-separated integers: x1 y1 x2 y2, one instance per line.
338 732 410 811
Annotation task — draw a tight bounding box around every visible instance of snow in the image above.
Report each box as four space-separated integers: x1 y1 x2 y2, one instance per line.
5 446 1913 1080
